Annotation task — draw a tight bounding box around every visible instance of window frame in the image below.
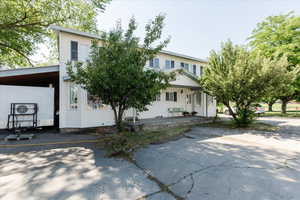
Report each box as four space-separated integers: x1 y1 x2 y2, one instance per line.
193 64 197 75
70 41 78 61
166 92 177 102
87 92 104 110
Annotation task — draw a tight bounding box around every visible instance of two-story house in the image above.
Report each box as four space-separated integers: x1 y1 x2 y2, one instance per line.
0 26 216 130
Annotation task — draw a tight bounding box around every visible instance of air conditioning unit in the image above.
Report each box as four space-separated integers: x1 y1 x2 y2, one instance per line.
13 103 37 115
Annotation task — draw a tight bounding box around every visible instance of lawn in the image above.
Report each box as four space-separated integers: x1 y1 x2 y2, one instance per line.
261 102 300 112
260 102 300 118
261 111 300 118
200 120 279 132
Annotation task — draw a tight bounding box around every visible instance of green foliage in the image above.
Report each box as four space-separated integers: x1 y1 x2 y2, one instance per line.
67 16 174 131
0 0 109 68
200 41 294 126
249 12 300 112
249 12 300 66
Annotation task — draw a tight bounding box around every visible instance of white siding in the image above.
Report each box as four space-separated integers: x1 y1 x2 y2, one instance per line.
58 31 216 128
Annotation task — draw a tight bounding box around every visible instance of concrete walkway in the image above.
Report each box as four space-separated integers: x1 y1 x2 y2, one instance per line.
0 117 300 200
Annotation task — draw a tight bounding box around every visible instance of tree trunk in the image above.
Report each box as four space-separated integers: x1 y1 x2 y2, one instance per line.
268 103 273 112
224 103 237 121
281 100 288 114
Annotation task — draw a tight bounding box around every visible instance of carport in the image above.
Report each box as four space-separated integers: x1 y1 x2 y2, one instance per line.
0 65 60 127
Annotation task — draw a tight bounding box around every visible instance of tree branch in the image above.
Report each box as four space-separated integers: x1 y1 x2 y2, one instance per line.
0 42 34 66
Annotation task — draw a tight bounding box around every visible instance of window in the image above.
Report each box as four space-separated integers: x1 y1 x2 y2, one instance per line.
171 60 175 68
87 93 104 110
193 64 197 75
149 58 160 68
166 92 177 102
184 63 189 71
71 41 78 61
165 60 175 69
196 92 201 105
180 62 185 68
165 60 171 69
200 66 204 76
70 84 78 109
181 62 189 71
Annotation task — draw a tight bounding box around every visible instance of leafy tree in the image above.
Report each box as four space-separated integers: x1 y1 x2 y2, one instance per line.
0 0 109 68
262 56 299 112
67 16 174 131
249 12 300 113
200 41 294 126
262 96 278 112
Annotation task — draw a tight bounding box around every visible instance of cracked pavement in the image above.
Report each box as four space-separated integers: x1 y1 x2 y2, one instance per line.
1 117 300 200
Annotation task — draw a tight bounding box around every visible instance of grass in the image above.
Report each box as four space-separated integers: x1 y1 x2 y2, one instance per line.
261 111 300 118
201 120 279 132
98 126 191 157
260 103 300 112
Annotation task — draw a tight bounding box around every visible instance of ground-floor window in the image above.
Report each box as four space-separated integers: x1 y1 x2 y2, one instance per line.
87 93 104 110
166 92 177 102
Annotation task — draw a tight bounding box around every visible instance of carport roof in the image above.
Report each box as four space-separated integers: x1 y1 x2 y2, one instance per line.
0 65 59 78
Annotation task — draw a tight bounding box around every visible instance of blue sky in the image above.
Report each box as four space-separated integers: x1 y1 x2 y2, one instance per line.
97 0 300 59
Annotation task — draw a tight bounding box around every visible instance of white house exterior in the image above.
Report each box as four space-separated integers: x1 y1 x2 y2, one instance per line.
0 26 216 130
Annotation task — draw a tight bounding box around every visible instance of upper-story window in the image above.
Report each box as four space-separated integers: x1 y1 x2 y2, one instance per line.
193 64 197 75
70 41 78 61
184 63 189 71
180 62 189 71
149 58 160 68
200 65 204 76
165 60 175 69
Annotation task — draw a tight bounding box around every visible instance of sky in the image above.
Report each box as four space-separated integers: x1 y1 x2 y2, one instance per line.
32 0 299 63
96 0 300 59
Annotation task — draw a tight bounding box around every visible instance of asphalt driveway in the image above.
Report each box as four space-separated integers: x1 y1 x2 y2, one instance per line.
0 117 300 200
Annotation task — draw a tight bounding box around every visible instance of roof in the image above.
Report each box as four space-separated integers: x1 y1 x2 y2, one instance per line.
0 65 59 78
50 25 207 63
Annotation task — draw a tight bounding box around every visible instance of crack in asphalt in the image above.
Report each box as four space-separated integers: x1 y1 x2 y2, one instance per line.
134 156 300 200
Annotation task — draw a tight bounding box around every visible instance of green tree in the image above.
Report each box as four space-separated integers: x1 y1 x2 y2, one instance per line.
200 41 294 126
262 56 299 112
0 0 109 68
67 16 174 131
249 12 300 113
262 96 278 112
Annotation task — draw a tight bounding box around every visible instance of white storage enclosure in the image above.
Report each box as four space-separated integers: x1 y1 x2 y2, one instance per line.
0 85 54 129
